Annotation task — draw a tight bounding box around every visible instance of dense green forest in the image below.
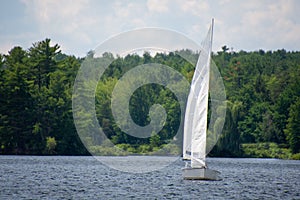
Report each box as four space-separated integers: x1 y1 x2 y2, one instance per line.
0 39 300 159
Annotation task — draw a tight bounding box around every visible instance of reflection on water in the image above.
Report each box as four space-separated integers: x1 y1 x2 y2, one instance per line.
0 156 299 199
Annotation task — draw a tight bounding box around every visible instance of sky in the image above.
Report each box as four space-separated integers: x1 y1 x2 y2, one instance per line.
1 0 300 57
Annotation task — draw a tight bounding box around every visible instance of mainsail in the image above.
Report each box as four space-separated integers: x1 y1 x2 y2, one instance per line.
183 20 214 168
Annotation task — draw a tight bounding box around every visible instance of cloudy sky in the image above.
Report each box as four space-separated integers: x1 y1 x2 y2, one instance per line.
1 0 300 57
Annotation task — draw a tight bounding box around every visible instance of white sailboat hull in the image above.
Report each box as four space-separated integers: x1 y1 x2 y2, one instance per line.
182 167 221 181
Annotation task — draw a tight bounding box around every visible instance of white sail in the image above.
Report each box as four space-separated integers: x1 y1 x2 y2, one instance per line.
183 20 214 168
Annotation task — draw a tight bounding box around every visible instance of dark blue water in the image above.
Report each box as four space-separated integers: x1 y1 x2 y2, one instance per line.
0 156 299 199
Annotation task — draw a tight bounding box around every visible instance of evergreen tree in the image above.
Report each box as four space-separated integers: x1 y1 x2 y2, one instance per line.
285 98 300 153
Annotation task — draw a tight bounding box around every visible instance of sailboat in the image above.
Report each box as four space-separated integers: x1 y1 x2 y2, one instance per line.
182 19 221 180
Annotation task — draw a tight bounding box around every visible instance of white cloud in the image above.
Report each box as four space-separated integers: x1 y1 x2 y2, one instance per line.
113 1 141 18
181 0 209 16
111 1 147 29
208 0 300 51
147 0 170 13
237 0 300 50
20 0 105 55
22 0 92 36
1 0 300 57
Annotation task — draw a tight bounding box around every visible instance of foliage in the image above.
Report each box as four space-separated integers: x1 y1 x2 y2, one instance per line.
291 153 300 160
46 136 57 154
0 40 300 159
89 145 127 156
284 98 300 153
211 48 300 159
0 39 87 155
241 143 292 159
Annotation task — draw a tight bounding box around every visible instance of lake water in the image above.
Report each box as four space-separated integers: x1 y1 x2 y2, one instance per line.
0 156 299 199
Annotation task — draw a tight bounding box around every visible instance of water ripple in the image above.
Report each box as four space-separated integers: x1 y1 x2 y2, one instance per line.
0 156 299 199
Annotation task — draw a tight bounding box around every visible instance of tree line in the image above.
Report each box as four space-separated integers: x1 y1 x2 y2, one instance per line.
0 39 299 158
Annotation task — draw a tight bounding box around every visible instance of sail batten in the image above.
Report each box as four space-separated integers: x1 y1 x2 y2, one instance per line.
183 20 214 168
